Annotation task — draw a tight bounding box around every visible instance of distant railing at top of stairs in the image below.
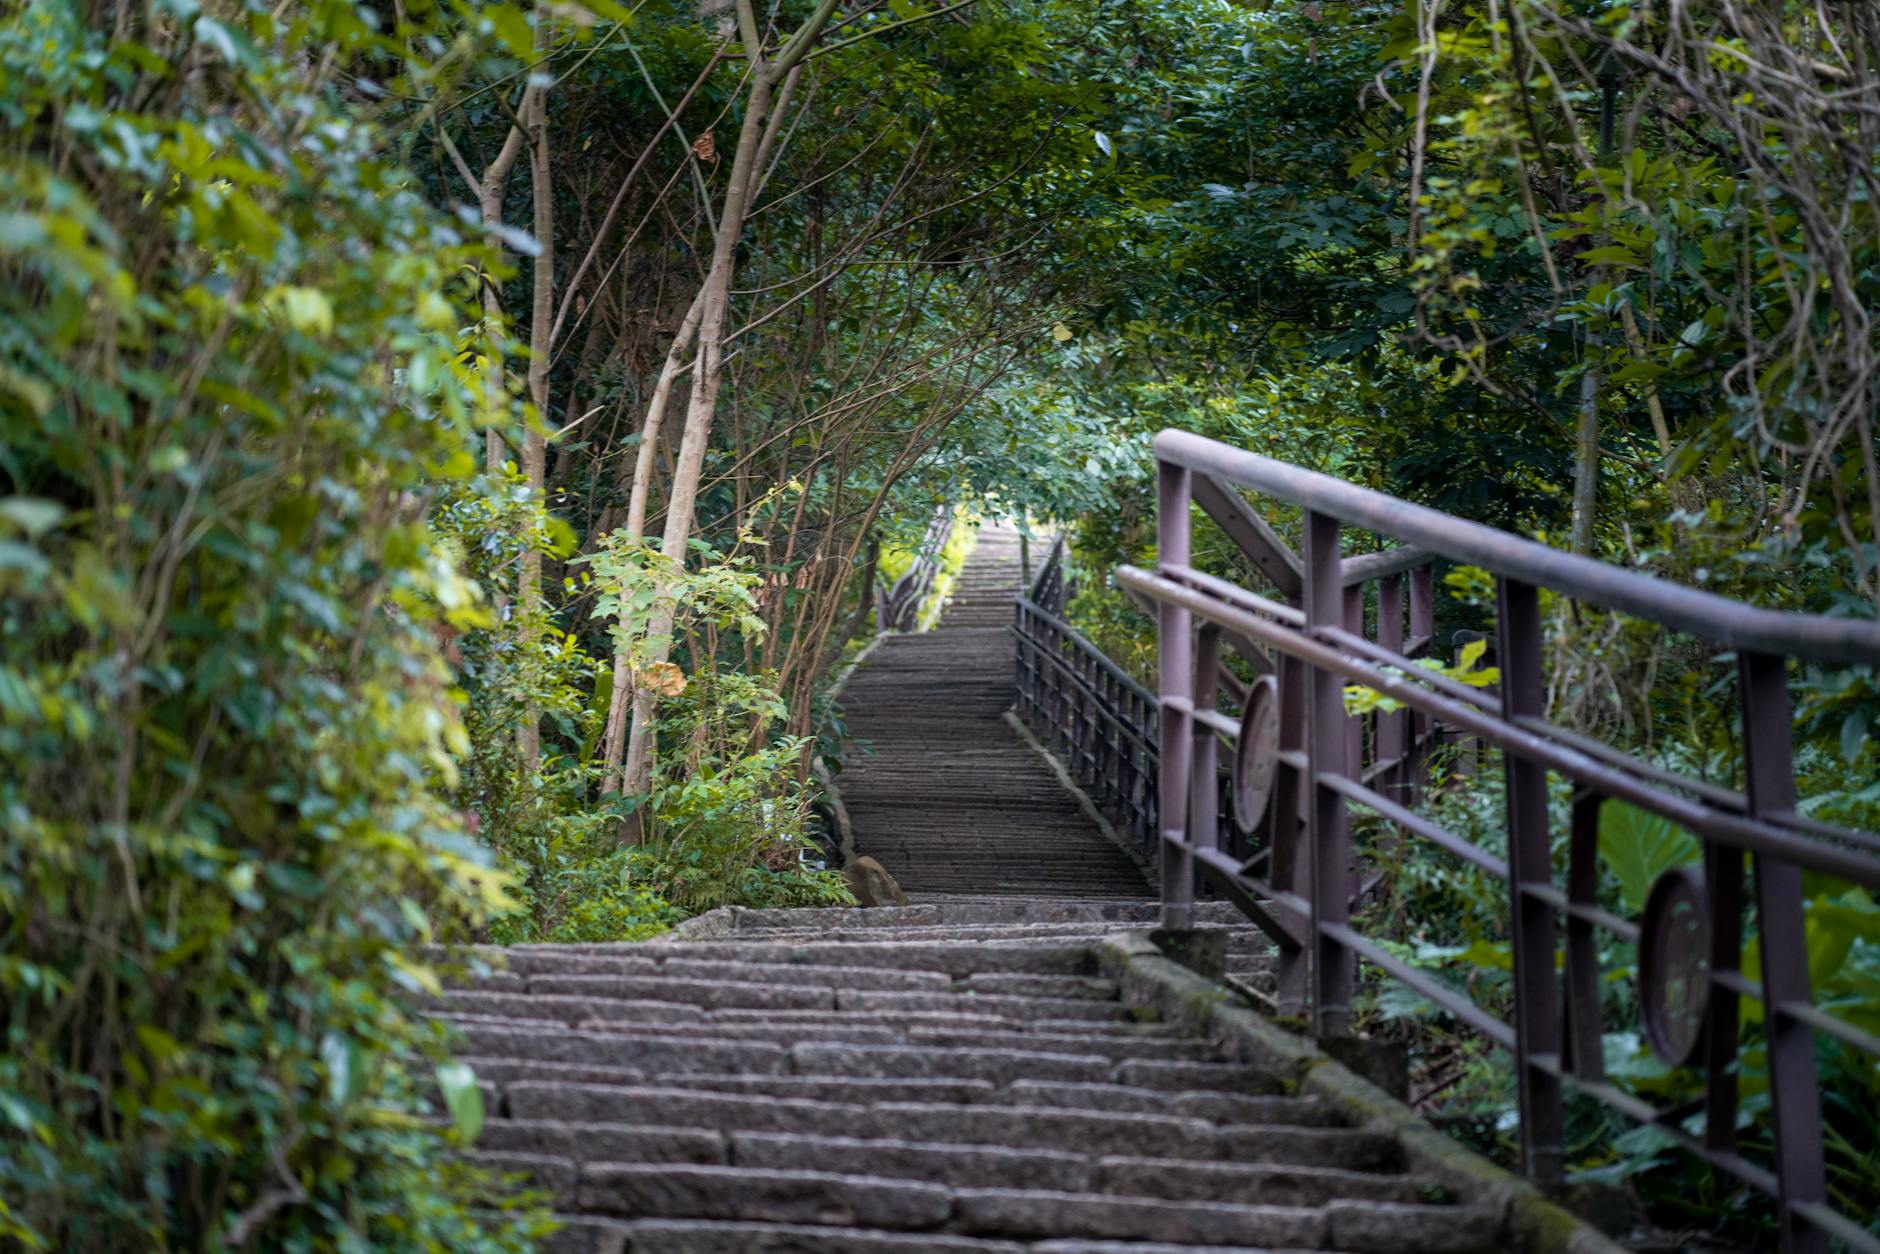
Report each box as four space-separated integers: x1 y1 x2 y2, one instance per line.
1012 536 1163 866
876 506 953 632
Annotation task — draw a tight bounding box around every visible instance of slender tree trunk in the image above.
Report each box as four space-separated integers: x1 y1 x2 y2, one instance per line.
478 121 529 472
1571 349 1599 555
598 286 706 795
519 35 554 770
615 71 778 815
626 289 708 541
1572 70 1620 559
610 0 837 839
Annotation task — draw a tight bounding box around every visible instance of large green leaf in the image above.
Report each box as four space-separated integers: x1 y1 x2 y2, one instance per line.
1598 799 1699 915
436 1062 485 1144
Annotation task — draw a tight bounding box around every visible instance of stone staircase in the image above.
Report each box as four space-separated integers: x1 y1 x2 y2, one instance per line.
436 899 1529 1254
837 525 1151 898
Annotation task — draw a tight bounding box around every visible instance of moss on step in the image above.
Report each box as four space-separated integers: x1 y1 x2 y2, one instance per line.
1096 928 1632 1254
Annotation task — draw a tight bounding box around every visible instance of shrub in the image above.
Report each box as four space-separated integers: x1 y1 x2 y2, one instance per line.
0 1 542 1246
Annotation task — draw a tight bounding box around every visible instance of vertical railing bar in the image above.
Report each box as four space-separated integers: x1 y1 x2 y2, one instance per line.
1376 574 1407 803
1271 650 1309 1016
1341 583 1365 787
1702 835 1745 1159
1565 789 1605 1082
1496 576 1565 1185
1408 566 1435 806
1304 510 1352 1037
1739 650 1828 1254
1158 457 1196 929
1192 625 1223 904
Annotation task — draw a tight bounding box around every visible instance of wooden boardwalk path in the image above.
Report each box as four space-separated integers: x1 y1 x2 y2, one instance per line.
836 525 1152 899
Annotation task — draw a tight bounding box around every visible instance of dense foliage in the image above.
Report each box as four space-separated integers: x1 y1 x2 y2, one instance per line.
0 0 547 1246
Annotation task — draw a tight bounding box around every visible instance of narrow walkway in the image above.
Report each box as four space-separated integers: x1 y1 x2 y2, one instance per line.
837 525 1150 898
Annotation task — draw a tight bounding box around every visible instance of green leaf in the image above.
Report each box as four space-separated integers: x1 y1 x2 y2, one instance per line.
1579 245 1639 267
321 1032 354 1105
134 1024 180 1063
1841 709 1868 764
436 1061 484 1143
1597 799 1698 915
272 286 334 337
0 497 63 539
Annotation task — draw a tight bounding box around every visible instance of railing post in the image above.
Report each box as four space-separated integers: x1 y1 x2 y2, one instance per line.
1407 566 1434 804
1157 458 1195 929
1342 583 1365 789
1702 840 1745 1160
1191 624 1222 893
1496 577 1564 1184
1564 789 1605 1081
1376 573 1407 801
1303 510 1352 1038
1014 600 1026 721
1739 651 1827 1254
1270 650 1309 1017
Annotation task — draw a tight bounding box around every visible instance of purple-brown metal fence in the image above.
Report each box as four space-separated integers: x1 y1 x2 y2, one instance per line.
1013 536 1163 864
1117 428 1880 1254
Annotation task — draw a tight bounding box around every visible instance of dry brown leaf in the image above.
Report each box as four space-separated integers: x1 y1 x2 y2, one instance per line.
635 661 687 697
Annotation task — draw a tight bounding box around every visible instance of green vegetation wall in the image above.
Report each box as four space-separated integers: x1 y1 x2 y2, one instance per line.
0 1 537 1247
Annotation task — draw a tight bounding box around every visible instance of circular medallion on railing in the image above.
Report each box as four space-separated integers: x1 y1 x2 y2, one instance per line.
1232 674 1281 834
1638 864 1710 1066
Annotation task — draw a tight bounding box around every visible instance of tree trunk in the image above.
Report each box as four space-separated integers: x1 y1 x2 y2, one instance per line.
610 0 838 838
1571 350 1599 556
478 119 529 472
518 15 554 770
597 286 707 795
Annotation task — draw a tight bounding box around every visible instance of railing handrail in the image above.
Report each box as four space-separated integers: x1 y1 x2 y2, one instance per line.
1140 427 1880 1254
1014 594 1155 709
1027 533 1066 607
1157 428 1880 665
1011 586 1162 867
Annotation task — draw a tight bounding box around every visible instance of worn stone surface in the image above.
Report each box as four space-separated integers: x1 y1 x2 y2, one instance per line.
732 1132 1092 1192
953 1189 1327 1247
791 1043 1110 1085
540 1216 633 1254
1092 1156 1431 1207
445 891 1613 1251
475 1119 726 1166
614 1220 1023 1253
577 1165 954 1229
1326 1200 1506 1253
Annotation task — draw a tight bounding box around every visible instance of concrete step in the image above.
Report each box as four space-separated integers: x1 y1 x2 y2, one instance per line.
448 883 1524 1252
496 1087 1404 1168
560 1163 1500 1250
542 1216 1022 1253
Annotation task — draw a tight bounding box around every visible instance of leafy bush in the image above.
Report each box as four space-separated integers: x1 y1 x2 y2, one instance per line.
619 568 855 914
0 1 542 1246
468 538 853 942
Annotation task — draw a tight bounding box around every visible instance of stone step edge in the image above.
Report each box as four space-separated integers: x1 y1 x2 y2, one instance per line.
514 1164 1502 1250
527 1213 1436 1254
1095 929 1629 1254
473 1135 1448 1201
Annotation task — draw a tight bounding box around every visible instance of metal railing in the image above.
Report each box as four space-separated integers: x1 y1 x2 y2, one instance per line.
1119 428 1880 1254
1013 538 1161 863
877 506 953 632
